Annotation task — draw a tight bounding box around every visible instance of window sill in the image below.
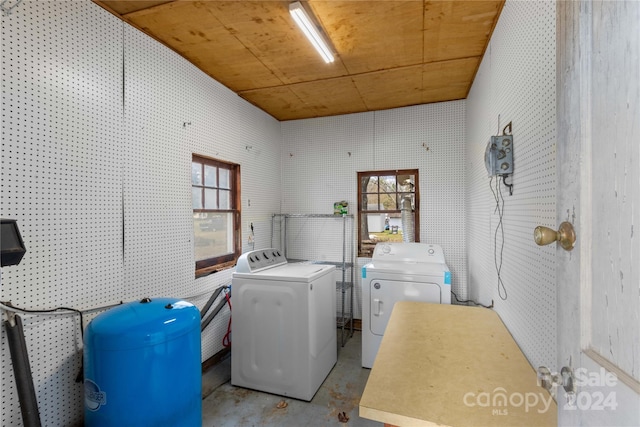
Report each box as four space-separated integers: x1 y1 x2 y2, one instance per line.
195 259 236 279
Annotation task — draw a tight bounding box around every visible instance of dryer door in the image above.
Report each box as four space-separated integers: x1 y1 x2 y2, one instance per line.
369 280 441 336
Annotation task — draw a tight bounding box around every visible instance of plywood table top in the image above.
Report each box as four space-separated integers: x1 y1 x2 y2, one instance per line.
359 302 557 427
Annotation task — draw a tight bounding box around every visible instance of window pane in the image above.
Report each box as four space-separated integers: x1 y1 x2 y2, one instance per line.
204 165 217 187
365 194 379 210
363 176 378 192
219 189 230 209
192 188 202 209
366 212 386 233
398 174 415 191
379 175 396 192
380 192 397 210
219 168 230 189
204 188 217 209
192 162 202 185
360 210 407 247
398 193 414 210
193 213 233 261
360 213 375 257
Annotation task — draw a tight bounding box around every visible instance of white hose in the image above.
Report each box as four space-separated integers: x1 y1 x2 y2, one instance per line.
401 195 414 242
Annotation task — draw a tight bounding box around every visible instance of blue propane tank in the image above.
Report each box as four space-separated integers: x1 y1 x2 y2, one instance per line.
84 297 201 427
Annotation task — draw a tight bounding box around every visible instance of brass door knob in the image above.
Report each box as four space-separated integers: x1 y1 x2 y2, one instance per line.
534 222 576 251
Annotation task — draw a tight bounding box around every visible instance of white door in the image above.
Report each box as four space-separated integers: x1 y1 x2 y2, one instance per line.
556 1 640 425
369 279 441 336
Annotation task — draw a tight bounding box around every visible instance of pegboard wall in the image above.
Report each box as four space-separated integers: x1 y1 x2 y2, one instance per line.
281 101 468 320
1 1 282 426
1 2 123 426
465 0 557 370
271 214 355 319
271 215 354 264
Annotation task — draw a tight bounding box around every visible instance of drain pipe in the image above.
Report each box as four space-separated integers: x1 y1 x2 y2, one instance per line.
4 312 42 427
200 286 224 320
201 287 231 332
401 195 415 243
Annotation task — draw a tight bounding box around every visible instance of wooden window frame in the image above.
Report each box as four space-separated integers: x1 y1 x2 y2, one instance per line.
357 169 420 257
192 154 241 277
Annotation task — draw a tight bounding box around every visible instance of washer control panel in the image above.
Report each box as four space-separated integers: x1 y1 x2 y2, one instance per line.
235 248 287 273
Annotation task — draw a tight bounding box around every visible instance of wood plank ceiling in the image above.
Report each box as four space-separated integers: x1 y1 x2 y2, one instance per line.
95 1 505 121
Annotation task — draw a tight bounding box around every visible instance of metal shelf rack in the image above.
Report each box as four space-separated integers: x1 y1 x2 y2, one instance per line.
271 213 354 346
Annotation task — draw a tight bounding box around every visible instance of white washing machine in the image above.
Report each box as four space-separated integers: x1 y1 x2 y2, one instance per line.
231 248 337 401
362 242 451 368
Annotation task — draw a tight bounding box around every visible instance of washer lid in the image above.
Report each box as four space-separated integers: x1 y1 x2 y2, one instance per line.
233 263 336 282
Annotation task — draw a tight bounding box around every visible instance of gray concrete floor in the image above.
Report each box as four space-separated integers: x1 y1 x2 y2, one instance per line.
202 331 381 427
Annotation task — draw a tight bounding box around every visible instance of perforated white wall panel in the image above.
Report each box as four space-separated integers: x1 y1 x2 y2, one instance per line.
375 104 467 302
1 2 123 426
123 23 282 364
465 0 556 369
1 2 282 425
281 102 467 319
271 214 355 319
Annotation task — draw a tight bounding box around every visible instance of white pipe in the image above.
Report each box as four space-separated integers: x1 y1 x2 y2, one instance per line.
401 195 415 243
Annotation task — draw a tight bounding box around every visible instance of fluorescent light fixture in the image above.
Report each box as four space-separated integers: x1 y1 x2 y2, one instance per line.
289 1 334 63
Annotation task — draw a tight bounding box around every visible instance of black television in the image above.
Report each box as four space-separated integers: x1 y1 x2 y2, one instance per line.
1 219 26 267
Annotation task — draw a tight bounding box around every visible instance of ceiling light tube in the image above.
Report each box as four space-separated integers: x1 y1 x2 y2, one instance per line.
289 1 334 63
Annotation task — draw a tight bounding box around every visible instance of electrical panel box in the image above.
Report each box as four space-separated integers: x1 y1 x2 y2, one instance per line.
485 135 514 177
1 219 26 267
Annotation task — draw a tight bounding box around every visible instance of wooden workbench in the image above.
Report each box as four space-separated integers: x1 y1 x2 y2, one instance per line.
359 302 557 427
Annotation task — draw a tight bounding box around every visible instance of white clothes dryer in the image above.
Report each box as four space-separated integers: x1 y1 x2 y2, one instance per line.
361 243 451 368
231 248 336 401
